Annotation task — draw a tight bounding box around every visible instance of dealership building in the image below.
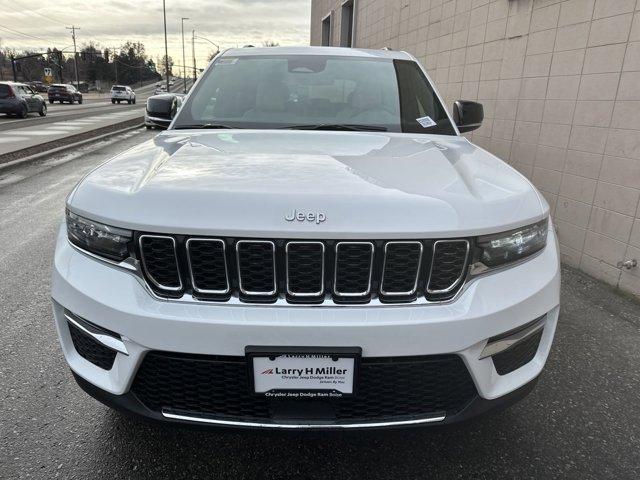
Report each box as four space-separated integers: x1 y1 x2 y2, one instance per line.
311 0 640 298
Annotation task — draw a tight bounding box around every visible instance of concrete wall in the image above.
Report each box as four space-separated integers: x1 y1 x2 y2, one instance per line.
311 0 640 298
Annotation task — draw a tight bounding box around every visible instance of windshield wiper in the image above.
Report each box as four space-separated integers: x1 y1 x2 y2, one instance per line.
281 123 388 132
173 123 236 130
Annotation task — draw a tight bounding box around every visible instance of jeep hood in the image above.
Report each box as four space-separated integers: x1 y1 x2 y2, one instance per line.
68 130 547 238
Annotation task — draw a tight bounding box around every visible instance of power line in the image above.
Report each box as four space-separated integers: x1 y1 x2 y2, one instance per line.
10 1 68 27
0 25 47 42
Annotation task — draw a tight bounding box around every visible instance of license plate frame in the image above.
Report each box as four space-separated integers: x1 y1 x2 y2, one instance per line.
246 346 362 398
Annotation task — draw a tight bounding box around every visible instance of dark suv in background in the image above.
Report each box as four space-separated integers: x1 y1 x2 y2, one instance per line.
0 82 47 118
48 84 83 104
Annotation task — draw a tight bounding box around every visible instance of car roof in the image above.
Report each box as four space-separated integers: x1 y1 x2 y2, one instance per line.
220 46 414 61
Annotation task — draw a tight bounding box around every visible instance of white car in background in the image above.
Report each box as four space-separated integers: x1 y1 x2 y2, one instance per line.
110 85 136 104
52 47 560 430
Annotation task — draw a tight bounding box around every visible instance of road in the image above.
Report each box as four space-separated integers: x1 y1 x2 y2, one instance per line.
0 132 639 479
0 80 192 157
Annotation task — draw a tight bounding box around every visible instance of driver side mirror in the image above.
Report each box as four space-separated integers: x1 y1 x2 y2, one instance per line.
453 100 483 133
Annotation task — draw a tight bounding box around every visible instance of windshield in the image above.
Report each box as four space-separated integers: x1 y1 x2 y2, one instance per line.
173 54 456 135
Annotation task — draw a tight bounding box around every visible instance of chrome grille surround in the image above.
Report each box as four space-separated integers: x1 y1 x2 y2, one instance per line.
333 241 375 298
235 240 277 296
185 238 230 295
285 241 325 298
426 239 471 295
380 241 424 297
138 235 183 292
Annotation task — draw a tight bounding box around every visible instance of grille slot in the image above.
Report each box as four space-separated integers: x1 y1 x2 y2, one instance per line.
334 242 374 297
139 235 182 292
427 240 469 297
131 352 478 423
381 241 423 296
186 239 229 295
286 242 325 297
236 240 277 296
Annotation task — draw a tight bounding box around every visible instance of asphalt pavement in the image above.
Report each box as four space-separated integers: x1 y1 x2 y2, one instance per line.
0 131 639 479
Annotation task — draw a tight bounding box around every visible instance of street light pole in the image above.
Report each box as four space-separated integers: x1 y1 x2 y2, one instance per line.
192 29 196 84
163 0 170 91
181 17 189 93
194 35 220 60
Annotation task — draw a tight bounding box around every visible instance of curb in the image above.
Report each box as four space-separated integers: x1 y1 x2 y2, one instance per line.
0 122 145 172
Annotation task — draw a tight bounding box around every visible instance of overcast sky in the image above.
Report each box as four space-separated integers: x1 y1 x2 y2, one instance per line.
1 0 311 67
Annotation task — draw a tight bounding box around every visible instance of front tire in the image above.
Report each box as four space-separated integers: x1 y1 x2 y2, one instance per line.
49 99 53 104
19 104 28 118
111 99 116 104
39 103 47 117
78 97 83 104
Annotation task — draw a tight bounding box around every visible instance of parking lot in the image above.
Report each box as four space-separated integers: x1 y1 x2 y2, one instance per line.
0 131 638 479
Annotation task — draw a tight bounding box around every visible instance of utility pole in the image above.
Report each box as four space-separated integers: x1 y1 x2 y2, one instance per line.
181 17 189 93
66 25 80 89
163 0 170 91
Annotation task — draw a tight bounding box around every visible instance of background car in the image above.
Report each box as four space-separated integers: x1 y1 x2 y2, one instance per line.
28 81 49 93
47 84 83 104
0 81 47 118
144 93 183 129
110 85 136 104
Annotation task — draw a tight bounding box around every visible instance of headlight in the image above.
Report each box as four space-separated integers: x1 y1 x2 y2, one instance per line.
472 218 548 273
66 210 132 261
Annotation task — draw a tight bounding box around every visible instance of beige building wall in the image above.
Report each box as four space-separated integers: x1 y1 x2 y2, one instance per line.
311 0 640 298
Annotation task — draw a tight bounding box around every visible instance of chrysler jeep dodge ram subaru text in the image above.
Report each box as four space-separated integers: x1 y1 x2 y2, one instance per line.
52 47 560 429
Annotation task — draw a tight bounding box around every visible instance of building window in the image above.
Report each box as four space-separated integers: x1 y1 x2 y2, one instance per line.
322 13 332 46
340 1 354 47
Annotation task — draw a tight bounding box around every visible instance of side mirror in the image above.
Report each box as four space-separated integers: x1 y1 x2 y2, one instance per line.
170 97 183 119
146 94 178 130
453 100 483 133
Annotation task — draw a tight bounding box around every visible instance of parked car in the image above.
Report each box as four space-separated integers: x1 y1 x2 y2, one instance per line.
28 81 49 93
144 93 183 129
47 84 83 104
52 47 560 430
0 81 47 118
110 85 136 104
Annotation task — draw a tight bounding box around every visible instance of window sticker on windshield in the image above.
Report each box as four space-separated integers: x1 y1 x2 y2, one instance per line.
216 57 238 65
416 116 437 128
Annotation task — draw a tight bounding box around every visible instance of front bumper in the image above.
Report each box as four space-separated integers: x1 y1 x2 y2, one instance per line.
52 225 561 428
144 113 170 129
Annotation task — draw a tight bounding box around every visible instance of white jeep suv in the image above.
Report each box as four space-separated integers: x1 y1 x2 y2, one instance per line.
52 47 560 429
110 85 136 104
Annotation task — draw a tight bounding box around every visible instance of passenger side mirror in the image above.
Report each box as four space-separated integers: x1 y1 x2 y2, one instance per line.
170 97 183 119
453 100 483 133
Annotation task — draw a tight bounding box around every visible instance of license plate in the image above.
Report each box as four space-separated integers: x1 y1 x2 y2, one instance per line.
247 347 360 398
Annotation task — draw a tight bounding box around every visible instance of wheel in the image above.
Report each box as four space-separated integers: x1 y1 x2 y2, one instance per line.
78 97 83 104
39 103 47 117
49 99 53 104
132 98 136 105
145 125 152 130
19 104 28 118
127 100 132 104
111 99 116 104
69 98 75 104
117 100 121 104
